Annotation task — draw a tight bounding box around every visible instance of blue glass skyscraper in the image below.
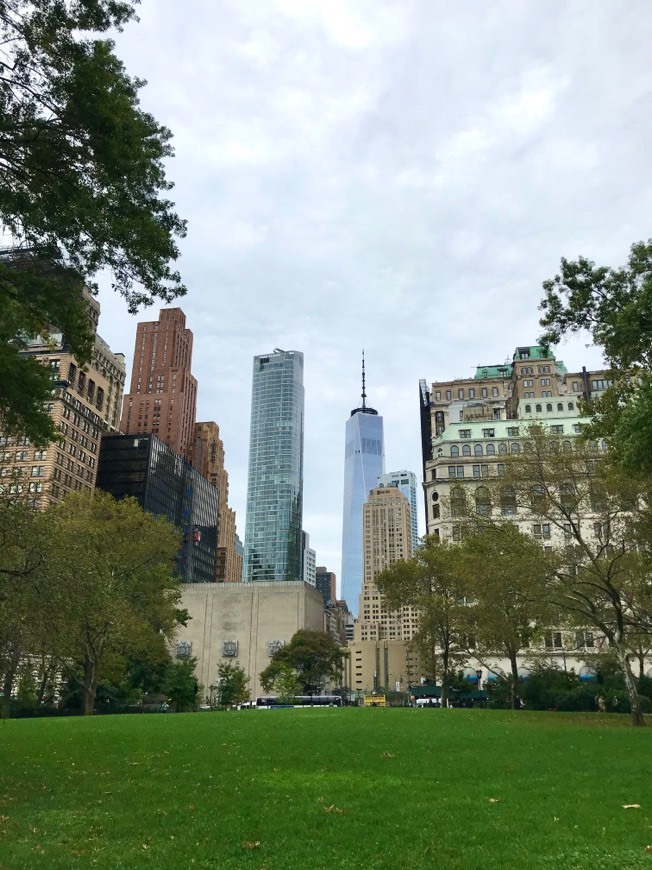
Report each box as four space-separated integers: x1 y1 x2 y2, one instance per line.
244 349 304 583
341 357 384 616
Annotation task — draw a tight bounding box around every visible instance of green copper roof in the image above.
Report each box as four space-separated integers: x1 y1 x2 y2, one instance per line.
474 365 512 379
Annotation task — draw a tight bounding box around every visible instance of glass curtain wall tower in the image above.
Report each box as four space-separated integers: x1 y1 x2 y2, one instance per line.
341 355 384 616
244 349 304 583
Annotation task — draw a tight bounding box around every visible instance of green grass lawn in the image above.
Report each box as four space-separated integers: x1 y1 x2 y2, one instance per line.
0 709 650 869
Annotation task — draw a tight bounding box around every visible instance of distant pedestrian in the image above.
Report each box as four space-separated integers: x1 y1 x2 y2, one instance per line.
595 694 606 713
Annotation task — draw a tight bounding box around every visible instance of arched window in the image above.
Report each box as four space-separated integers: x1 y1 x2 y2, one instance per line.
568 402 574 411
510 442 520 453
536 404 542 413
549 441 559 453
462 444 471 456
486 443 495 456
524 404 531 413
450 486 467 518
498 442 507 455
557 403 563 412
475 486 492 515
500 486 517 515
601 440 608 451
562 440 572 452
474 444 483 456
524 442 533 453
450 445 459 457
546 403 553 412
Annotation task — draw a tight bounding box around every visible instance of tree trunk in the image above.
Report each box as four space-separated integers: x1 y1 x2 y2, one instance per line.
0 645 21 719
614 642 645 727
82 655 99 715
508 653 519 710
441 649 449 708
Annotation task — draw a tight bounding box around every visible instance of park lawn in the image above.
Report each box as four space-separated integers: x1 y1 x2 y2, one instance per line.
0 709 650 869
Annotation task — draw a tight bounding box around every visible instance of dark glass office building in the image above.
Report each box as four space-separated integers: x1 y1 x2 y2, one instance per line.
96 434 218 583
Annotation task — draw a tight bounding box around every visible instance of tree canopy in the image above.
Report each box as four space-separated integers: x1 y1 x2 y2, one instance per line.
376 537 468 706
259 630 347 695
0 489 184 716
539 240 652 473
0 0 187 442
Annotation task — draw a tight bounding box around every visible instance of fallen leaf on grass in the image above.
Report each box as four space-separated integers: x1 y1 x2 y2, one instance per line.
488 798 501 804
623 804 641 809
645 846 652 853
242 841 261 849
381 752 395 758
323 805 344 814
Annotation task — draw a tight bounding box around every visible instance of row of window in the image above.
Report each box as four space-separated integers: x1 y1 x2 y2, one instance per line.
434 386 501 401
523 401 575 414
0 450 47 462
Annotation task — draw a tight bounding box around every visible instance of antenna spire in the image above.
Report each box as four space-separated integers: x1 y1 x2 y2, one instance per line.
361 349 367 409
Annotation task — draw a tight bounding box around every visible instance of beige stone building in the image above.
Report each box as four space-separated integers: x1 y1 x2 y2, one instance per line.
348 486 423 693
0 293 125 508
193 421 242 583
178 581 327 700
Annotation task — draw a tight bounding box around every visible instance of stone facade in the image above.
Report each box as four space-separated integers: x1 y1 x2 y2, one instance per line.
0 292 125 508
177 581 326 700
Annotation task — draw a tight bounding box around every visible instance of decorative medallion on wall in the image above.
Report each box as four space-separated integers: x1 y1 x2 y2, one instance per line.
175 640 192 657
267 640 284 656
222 640 238 657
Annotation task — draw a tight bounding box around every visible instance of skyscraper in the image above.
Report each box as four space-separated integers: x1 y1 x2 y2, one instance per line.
244 349 304 583
341 355 384 616
378 470 419 555
120 308 197 460
193 421 242 582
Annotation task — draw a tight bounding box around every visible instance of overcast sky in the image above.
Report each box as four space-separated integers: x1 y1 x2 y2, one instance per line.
96 0 652 597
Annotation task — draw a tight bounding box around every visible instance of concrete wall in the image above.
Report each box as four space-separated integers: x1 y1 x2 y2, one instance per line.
177 581 325 700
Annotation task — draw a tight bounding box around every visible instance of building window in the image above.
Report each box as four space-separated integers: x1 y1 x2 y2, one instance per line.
450 445 459 458
473 464 480 478
542 392 552 398
462 444 471 456
557 403 563 412
459 429 471 439
474 444 483 456
450 486 466 517
456 466 464 478
536 404 542 413
551 425 564 435
482 428 495 438
448 466 456 479
523 379 534 388
591 379 612 391
507 427 520 437
541 377 551 386
500 486 517 515
533 523 551 540
446 390 451 400
572 382 579 392
492 387 498 397
486 443 495 456
469 388 475 398
481 388 488 398
475 486 492 515
435 391 441 401
524 404 531 414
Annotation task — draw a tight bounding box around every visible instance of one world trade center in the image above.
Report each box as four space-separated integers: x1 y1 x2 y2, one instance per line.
341 355 384 616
